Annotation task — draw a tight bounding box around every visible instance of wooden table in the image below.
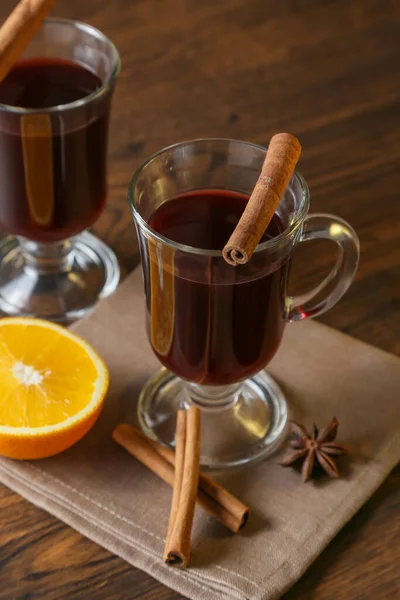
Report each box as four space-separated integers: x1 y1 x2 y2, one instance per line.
1 0 399 598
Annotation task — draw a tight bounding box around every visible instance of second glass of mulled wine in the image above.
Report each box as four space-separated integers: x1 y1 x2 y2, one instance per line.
0 19 120 322
129 139 360 469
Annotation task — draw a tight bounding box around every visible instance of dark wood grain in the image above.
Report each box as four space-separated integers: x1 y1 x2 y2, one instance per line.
0 0 399 598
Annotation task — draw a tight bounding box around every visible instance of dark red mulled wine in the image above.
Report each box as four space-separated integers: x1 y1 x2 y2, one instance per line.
147 189 290 386
0 57 109 242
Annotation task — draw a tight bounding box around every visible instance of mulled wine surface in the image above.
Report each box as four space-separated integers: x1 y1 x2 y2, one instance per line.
147 189 290 385
0 58 108 242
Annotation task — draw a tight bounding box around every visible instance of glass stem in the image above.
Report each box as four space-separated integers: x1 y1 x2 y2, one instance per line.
18 237 74 273
183 381 242 411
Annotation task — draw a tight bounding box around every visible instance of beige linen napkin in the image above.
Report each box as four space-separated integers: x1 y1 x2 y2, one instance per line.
0 269 399 600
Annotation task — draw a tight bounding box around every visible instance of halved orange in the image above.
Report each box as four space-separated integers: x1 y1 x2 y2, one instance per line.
0 318 108 459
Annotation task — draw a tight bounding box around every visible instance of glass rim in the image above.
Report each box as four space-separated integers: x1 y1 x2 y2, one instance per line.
128 138 310 257
0 18 121 116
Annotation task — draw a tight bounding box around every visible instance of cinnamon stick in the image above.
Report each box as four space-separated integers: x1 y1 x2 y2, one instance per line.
112 423 249 533
0 0 54 85
223 133 301 266
163 407 200 567
133 425 249 531
164 410 186 563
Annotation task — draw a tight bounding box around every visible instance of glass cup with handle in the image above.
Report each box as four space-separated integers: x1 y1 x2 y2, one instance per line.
129 138 360 469
0 18 120 322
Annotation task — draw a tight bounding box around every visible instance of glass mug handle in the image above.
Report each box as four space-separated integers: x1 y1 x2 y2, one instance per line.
285 213 360 322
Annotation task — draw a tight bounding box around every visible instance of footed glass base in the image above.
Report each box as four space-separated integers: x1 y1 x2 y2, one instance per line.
0 232 119 323
138 367 288 470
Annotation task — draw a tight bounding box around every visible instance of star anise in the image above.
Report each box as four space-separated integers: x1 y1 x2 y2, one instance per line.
280 417 349 482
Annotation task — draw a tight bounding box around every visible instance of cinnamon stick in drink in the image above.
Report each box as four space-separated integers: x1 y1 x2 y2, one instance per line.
0 0 54 85
113 423 249 533
223 133 301 266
